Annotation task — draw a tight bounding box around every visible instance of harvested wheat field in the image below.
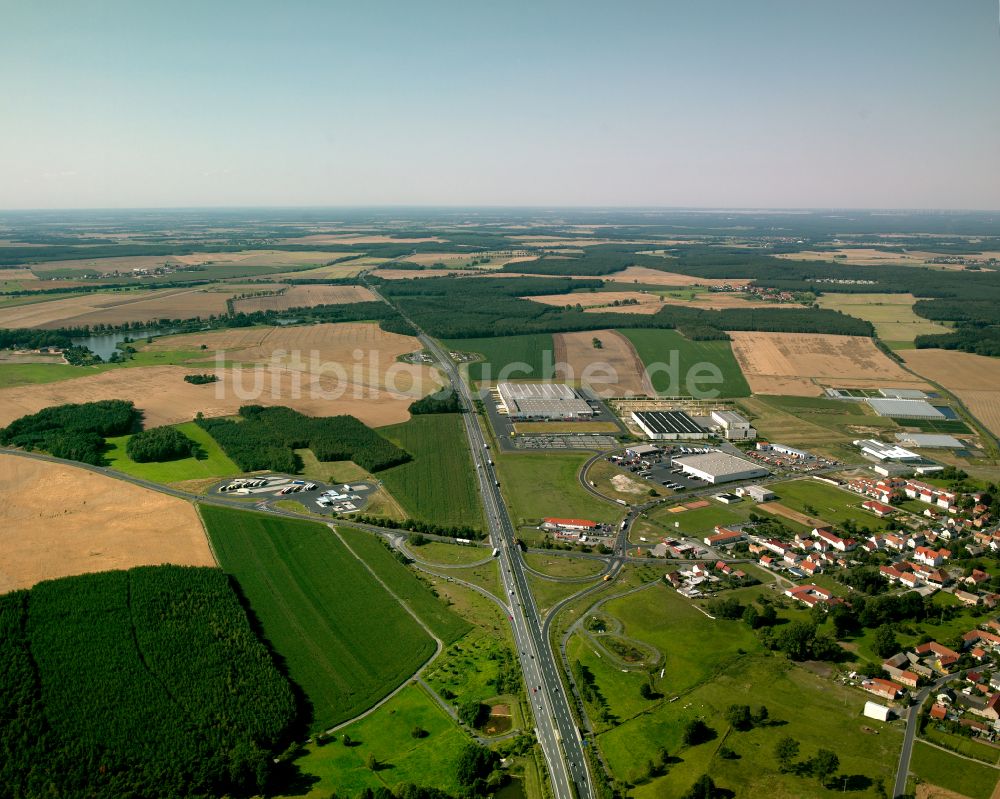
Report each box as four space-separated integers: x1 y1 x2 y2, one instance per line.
373 267 478 279
608 266 747 288
528 291 663 314
0 268 38 281
658 294 805 310
904 349 1000 438
553 329 652 396
0 324 442 428
231 284 377 312
0 285 252 329
729 332 930 397
0 454 212 593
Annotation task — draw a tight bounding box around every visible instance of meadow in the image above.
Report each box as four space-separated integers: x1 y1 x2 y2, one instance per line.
409 540 490 565
278 684 473 799
585 585 903 798
910 741 998 799
103 421 241 483
815 292 951 345
492 450 624 525
443 333 556 383
376 413 485 529
767 478 893 531
200 506 437 731
619 328 751 397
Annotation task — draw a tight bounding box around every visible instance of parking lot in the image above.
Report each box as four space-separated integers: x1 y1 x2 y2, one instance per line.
210 475 378 515
608 446 717 492
513 434 619 450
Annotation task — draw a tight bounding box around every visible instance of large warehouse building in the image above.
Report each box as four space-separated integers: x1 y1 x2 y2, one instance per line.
497 382 595 420
673 451 770 484
865 398 945 420
631 410 708 440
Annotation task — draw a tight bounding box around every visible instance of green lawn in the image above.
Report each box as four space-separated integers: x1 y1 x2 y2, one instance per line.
409 540 491 565
523 553 606 579
618 328 750 398
645 503 752 540
923 726 1000 765
567 632 652 726
443 333 555 383
103 422 240 483
493 450 624 525
336 527 471 645
278 684 473 798
200 507 437 731
911 741 998 799
769 478 894 531
526 572 597 616
376 414 485 530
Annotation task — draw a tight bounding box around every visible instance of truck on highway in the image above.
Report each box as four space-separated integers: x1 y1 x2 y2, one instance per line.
491 548 499 557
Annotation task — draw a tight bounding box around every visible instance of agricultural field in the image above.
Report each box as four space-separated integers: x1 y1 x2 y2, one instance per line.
911 742 998 799
200 506 437 730
103 421 241 483
765 478 893 531
904 349 1000 439
729 331 930 397
585 585 902 798
736 394 897 461
492 450 624 525
335 527 472 644
816 293 951 345
0 284 254 329
230 284 377 313
553 328 652 395
444 333 556 383
603 265 744 287
527 290 664 314
619 328 751 398
0 322 441 429
376 413 485 529
277 684 473 799
0 453 212 593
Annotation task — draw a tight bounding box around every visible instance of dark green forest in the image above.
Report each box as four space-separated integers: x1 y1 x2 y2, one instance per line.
0 400 141 465
125 425 197 462
0 566 297 799
196 405 410 473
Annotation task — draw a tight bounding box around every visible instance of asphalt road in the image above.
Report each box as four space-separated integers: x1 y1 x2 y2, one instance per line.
893 671 962 799
399 309 594 799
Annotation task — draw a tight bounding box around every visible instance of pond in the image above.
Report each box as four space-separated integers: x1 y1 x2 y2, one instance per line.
495 778 526 799
71 329 173 360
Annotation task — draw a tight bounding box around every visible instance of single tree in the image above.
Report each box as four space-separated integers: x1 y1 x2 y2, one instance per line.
774 736 800 771
725 704 753 731
811 749 840 785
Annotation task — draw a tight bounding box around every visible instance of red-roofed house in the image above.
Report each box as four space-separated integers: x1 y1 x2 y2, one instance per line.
864 678 904 700
543 518 597 531
785 584 835 608
704 527 745 548
929 703 948 721
915 642 960 671
862 500 895 518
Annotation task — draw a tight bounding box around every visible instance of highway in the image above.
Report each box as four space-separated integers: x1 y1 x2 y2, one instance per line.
402 319 594 799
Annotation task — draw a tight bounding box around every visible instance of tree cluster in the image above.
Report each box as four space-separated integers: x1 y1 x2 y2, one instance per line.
184 373 219 385
196 405 410 473
409 390 462 415
1 399 140 465
125 425 196 462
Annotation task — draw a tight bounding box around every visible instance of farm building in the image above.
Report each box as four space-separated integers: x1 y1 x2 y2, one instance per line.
672 451 769 485
865 398 945 420
631 410 708 440
758 442 811 459
863 701 893 722
895 433 964 449
497 382 594 420
854 439 922 462
541 517 597 532
710 410 756 441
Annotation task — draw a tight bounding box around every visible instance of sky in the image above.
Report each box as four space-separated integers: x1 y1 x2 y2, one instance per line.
2 0 999 210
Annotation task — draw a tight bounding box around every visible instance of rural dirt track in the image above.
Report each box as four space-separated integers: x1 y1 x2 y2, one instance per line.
553 329 653 396
729 331 930 397
758 501 829 529
904 349 1000 438
0 454 212 592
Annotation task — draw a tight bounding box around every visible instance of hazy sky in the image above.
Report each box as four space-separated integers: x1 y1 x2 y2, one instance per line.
2 0 999 209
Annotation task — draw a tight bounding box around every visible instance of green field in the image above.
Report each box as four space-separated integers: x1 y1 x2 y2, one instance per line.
336 527 472 644
103 421 240 482
645 502 753 540
816 293 951 342
586 585 903 798
376 413 484 530
200 506 437 731
443 333 555 383
619 328 750 398
526 572 597 615
911 741 998 799
424 625 520 711
523 553 606 579
768 478 893 531
493 450 623 525
409 540 491 565
279 683 474 798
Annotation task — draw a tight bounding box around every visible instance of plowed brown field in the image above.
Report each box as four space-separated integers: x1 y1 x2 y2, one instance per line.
552 329 652 396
